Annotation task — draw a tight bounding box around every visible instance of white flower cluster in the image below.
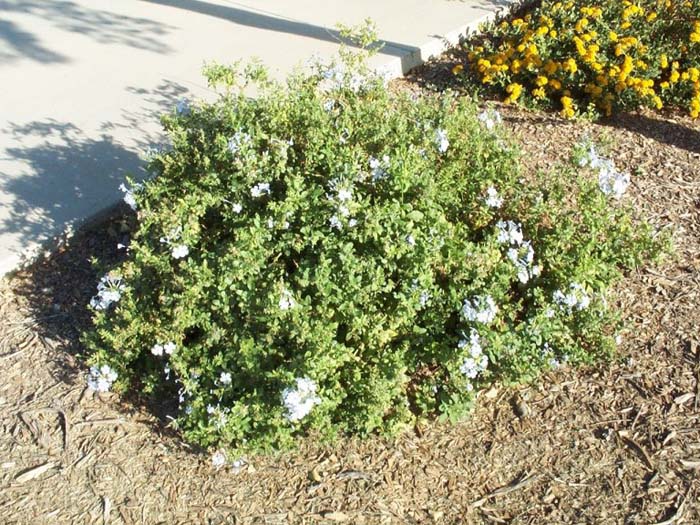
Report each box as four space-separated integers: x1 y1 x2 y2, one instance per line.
318 63 367 93
207 403 229 430
323 99 336 112
227 130 252 155
458 329 489 380
279 288 297 310
496 220 524 245
507 241 541 284
435 128 449 153
497 221 540 284
160 226 189 260
579 145 630 199
411 279 431 308
89 273 126 310
484 186 503 208
250 182 271 198
119 182 139 211
211 450 226 469
478 109 503 131
282 377 321 422
87 364 118 392
151 341 176 356
462 295 498 324
369 155 390 182
328 181 358 230
175 98 191 116
553 282 591 312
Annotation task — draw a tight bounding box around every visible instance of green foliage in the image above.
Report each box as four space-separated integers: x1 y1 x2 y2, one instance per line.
83 49 662 457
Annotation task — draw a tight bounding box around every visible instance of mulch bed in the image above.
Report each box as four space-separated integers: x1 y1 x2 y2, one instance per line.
1 67 699 523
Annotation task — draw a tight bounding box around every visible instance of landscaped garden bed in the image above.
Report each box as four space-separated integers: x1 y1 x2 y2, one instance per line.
1 4 699 524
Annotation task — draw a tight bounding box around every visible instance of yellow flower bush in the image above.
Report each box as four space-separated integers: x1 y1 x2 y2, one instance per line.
461 0 700 118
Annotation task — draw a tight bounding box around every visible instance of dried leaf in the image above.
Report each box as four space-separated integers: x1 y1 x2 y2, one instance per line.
15 462 55 483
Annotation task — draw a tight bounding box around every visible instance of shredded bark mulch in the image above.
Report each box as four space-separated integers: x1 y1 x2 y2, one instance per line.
1 77 699 523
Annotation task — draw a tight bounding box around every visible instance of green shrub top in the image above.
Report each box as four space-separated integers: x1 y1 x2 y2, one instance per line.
83 51 661 458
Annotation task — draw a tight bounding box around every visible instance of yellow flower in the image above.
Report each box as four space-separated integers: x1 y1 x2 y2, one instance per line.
532 87 546 98
451 64 463 75
560 96 575 118
535 75 549 87
660 54 669 69
548 78 562 90
505 83 523 103
543 60 558 75
609 31 618 43
563 58 578 74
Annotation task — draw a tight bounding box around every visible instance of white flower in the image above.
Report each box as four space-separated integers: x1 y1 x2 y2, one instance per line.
405 234 416 247
462 295 498 324
231 458 247 472
211 450 226 469
279 289 296 311
87 364 118 392
250 182 271 198
282 377 321 422
220 372 232 385
171 244 189 259
484 186 503 208
369 155 390 182
323 99 335 112
458 329 483 359
598 168 630 199
496 220 524 245
419 291 430 308
176 99 190 116
348 218 358 228
231 203 243 213
227 131 252 155
329 215 342 230
163 342 176 355
553 283 591 312
435 128 449 153
336 188 352 202
119 183 138 211
151 343 164 356
338 205 351 217
578 144 630 199
507 241 538 284
459 350 488 379
267 218 275 228
478 109 503 131
89 273 126 310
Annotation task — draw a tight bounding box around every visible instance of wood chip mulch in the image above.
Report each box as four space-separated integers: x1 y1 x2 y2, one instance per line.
1 81 699 524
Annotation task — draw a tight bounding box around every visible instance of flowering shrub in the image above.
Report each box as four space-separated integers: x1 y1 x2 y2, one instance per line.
460 0 700 118
82 49 663 457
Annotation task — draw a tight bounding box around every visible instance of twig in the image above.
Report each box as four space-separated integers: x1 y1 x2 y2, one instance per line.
472 472 540 508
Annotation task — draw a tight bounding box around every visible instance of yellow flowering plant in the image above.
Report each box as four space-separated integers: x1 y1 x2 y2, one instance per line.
461 0 700 118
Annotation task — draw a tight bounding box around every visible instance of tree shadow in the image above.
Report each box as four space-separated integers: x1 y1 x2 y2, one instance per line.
0 121 147 266
0 19 69 64
1 0 174 61
602 112 700 156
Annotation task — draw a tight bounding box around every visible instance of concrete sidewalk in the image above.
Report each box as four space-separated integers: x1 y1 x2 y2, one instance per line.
0 0 508 276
